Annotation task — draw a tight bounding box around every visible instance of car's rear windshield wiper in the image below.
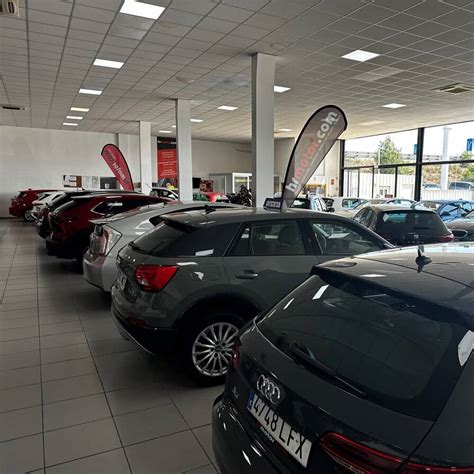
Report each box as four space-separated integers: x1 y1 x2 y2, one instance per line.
289 341 367 398
128 241 143 251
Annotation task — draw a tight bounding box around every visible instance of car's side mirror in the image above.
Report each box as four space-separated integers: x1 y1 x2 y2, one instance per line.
452 229 468 239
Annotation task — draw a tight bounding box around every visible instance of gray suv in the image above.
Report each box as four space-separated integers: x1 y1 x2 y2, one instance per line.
111 208 391 383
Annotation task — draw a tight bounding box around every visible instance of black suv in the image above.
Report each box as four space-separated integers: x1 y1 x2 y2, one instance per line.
213 243 474 473
111 208 391 382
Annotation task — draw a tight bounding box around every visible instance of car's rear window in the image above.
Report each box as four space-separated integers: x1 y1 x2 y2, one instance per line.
258 271 468 420
132 221 239 257
379 211 446 235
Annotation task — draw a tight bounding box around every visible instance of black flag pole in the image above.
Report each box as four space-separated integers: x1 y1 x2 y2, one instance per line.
280 105 347 211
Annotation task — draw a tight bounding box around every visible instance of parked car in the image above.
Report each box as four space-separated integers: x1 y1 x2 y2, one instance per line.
212 243 474 473
193 191 230 203
447 210 474 241
418 200 474 222
150 187 179 200
422 183 441 190
292 196 331 212
449 180 474 191
83 202 240 292
9 189 56 221
337 197 416 218
111 208 391 382
354 205 457 245
323 196 366 212
31 191 64 220
46 192 168 262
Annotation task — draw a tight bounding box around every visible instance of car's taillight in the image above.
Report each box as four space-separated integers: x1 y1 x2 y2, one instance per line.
231 339 241 370
134 265 178 292
401 462 474 473
439 233 454 242
320 432 402 473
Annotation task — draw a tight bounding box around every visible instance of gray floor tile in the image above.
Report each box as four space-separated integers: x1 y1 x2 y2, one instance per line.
0 316 38 329
192 425 215 463
0 337 40 355
99 364 162 392
0 325 39 341
44 418 121 467
106 383 172 416
114 403 187 446
0 308 38 319
94 350 148 372
0 349 40 370
185 465 217 474
125 430 209 474
40 321 84 336
0 406 42 442
45 449 131 474
2 288 37 297
0 434 43 474
0 301 38 312
0 383 42 413
2 294 38 304
41 357 97 382
39 313 80 325
40 331 87 349
41 343 91 364
88 337 135 356
0 365 41 390
43 373 104 404
43 393 111 431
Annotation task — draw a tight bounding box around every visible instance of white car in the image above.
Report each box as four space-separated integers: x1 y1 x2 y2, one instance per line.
30 191 64 221
336 197 416 218
83 201 240 291
324 197 366 212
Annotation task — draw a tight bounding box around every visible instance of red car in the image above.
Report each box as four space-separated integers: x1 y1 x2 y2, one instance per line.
9 189 56 221
46 192 172 262
202 192 230 203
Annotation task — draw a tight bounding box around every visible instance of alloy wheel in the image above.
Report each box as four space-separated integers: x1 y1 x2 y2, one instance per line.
191 322 239 377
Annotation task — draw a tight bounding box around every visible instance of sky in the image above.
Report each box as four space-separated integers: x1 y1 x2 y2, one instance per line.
346 120 474 157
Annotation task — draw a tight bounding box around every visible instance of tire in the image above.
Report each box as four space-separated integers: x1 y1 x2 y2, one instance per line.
183 310 244 385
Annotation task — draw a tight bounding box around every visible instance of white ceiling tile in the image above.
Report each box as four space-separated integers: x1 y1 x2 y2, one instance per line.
74 5 116 23
244 12 287 29
27 9 70 27
231 24 270 40
171 0 215 15
75 0 122 11
28 0 72 16
260 0 309 18
209 4 254 23
151 21 192 37
198 17 239 33
70 18 110 34
159 9 202 26
109 25 148 40
114 12 155 30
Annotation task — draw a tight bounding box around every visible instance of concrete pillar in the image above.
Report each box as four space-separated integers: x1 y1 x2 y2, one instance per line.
440 126 450 190
252 53 276 207
139 121 153 193
176 99 193 201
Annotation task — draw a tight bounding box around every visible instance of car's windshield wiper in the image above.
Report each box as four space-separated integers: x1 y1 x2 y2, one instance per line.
128 241 143 251
289 341 367 398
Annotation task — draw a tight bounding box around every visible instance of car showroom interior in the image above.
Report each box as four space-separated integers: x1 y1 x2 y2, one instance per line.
0 0 473 473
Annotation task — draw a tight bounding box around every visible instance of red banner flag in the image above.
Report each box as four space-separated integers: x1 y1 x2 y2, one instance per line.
101 144 134 191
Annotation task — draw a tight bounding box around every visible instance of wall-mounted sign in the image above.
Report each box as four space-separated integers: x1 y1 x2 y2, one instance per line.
157 136 177 179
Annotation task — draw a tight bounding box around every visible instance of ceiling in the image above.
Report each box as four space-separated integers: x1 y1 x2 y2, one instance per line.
0 0 473 141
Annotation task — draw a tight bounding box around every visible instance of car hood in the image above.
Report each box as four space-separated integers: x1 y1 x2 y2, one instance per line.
448 219 474 229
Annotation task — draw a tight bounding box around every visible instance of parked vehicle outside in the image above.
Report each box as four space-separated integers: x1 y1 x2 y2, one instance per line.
448 210 474 241
449 181 474 191
9 189 56 221
354 205 455 245
212 243 474 473
83 202 240 292
418 200 474 222
46 193 168 262
111 208 391 383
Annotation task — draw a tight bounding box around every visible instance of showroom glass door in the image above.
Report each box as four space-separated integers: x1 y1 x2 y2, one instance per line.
343 166 374 198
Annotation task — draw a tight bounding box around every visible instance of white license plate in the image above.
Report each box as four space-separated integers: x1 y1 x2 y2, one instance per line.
247 392 312 467
117 272 127 291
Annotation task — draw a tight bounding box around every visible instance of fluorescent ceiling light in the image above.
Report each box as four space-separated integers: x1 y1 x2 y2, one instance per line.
342 49 379 62
278 128 292 132
274 85 291 93
79 88 102 95
171 125 176 128
159 130 172 134
63 123 78 127
70 107 89 112
359 120 385 126
120 0 165 20
218 105 238 111
383 103 406 109
93 58 124 69
66 115 83 120
190 118 203 123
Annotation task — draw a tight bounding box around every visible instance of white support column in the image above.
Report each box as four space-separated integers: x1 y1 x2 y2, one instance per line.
139 121 153 193
440 126 450 190
176 99 193 201
252 53 276 207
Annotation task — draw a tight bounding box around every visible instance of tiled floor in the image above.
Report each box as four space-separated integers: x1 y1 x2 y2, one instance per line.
0 220 221 474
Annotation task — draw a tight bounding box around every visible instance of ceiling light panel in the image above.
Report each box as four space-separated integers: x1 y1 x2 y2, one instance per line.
93 59 124 69
274 85 291 93
278 128 292 132
218 105 238 111
79 88 102 95
190 118 203 122
66 116 83 120
342 50 380 62
120 0 165 20
383 103 406 108
159 130 172 133
63 123 78 127
70 107 89 112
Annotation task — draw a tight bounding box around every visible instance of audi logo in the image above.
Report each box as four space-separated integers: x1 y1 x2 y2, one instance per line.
257 375 282 405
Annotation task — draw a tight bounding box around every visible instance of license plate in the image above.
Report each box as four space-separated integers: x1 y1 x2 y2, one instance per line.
117 272 127 291
247 392 312 467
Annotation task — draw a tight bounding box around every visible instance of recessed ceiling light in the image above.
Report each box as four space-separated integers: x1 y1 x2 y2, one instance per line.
159 130 172 134
342 50 379 62
70 107 89 112
63 122 78 127
66 115 83 120
383 103 406 109
190 118 203 123
120 0 165 20
79 88 102 95
218 105 238 111
274 85 291 93
359 120 385 126
278 128 292 132
93 59 124 69
171 125 176 128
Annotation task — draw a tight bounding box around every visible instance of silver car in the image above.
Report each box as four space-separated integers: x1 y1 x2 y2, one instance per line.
83 202 239 291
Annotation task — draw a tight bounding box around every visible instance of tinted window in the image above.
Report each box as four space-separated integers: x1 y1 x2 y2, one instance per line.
133 221 239 257
310 220 381 255
230 221 305 256
258 273 467 420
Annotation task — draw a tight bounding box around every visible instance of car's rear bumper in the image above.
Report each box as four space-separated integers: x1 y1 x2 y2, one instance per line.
83 253 117 292
111 292 179 354
9 206 23 217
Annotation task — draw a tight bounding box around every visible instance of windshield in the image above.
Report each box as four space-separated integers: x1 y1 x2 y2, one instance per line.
258 272 468 420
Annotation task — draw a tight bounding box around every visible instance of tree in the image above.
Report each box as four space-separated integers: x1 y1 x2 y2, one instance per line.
459 150 472 161
376 136 404 174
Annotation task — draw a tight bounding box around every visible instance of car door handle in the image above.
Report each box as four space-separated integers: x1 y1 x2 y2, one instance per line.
235 271 259 280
